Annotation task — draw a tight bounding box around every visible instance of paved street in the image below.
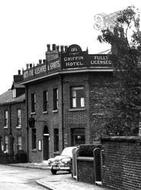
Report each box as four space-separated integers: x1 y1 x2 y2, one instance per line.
0 164 49 190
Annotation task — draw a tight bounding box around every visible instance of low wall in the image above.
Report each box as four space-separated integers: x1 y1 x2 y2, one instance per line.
101 136 141 190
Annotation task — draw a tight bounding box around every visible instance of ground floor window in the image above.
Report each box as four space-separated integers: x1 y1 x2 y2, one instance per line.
17 136 22 151
32 128 36 149
71 128 85 146
4 136 8 153
54 128 59 152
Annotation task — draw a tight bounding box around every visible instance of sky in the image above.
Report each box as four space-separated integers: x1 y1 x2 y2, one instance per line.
0 0 140 94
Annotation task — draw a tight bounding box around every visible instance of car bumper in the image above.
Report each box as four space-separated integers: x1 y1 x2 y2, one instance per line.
51 165 70 171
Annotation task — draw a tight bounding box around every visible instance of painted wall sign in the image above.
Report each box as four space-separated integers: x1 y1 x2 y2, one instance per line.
89 54 112 66
34 64 47 75
48 59 61 71
23 69 34 79
62 44 87 69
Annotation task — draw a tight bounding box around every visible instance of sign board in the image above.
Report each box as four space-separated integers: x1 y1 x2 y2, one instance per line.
62 44 87 69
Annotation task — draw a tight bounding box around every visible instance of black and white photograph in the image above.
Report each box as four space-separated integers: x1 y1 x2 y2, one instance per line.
0 0 141 189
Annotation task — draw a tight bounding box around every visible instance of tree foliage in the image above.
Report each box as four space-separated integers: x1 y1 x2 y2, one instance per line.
98 6 141 135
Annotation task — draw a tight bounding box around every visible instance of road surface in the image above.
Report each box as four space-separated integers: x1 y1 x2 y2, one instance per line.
0 164 49 190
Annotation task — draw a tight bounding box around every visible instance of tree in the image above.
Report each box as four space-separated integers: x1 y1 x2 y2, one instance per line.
98 6 141 135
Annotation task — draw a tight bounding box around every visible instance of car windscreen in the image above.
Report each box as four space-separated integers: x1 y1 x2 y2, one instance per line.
61 147 75 157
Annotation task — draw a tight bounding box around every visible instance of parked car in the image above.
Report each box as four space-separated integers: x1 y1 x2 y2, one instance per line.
47 146 77 175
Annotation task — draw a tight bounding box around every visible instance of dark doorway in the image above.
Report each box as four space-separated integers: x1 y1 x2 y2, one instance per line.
71 128 85 146
43 126 49 160
94 148 102 184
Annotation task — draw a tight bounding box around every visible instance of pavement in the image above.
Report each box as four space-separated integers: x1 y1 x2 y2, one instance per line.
10 162 109 190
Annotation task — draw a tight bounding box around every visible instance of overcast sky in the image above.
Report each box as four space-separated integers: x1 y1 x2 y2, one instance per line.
0 0 140 94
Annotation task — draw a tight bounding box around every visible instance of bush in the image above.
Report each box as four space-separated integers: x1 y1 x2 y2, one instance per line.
77 144 101 157
15 150 28 163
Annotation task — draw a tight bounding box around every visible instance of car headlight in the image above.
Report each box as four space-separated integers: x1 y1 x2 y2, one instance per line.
61 158 71 164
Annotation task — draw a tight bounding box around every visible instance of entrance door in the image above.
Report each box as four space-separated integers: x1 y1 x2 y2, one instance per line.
43 126 49 160
43 135 49 160
71 128 85 146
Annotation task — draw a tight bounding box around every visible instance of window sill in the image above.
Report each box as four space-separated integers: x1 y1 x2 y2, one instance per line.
69 108 86 112
31 112 36 115
32 149 37 152
54 151 60 156
4 126 8 129
43 111 48 114
16 126 22 129
52 110 58 113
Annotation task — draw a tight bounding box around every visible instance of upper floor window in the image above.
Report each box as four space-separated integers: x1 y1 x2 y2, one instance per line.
31 93 36 113
43 90 48 112
70 86 85 108
4 110 8 128
17 136 22 151
17 109 22 127
53 88 58 110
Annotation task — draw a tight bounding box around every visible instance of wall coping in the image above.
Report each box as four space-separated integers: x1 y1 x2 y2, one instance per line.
101 136 141 143
77 156 94 161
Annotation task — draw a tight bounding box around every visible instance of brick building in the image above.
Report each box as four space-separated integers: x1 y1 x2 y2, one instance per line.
0 71 27 156
21 44 116 162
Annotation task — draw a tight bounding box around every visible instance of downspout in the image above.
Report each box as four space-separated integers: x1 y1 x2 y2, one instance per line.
25 85 29 161
61 75 64 149
9 103 14 157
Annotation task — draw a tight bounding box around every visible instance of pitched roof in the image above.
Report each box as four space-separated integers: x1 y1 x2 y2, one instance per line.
0 89 25 105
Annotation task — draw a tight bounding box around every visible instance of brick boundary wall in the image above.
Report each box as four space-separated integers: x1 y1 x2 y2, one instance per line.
101 136 141 190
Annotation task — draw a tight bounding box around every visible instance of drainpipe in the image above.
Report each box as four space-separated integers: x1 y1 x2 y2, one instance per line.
9 103 14 156
25 86 29 161
61 75 64 149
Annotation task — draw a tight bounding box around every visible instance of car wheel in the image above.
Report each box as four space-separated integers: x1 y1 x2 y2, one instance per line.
51 168 57 175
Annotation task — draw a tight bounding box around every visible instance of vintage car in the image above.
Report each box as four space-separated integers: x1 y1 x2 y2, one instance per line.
47 146 77 175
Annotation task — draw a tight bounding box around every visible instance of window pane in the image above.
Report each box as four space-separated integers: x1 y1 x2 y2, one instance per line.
80 97 85 107
72 98 76 108
17 136 22 151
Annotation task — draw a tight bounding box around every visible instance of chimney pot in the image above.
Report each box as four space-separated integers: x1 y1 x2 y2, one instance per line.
39 59 42 64
18 70 21 75
26 64 29 69
43 59 46 64
65 46 68 52
61 45 64 52
30 64 32 68
47 44 50 51
52 44 56 51
56 46 59 51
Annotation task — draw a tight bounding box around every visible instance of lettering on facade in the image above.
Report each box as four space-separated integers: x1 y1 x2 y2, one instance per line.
35 64 46 75
63 56 85 68
48 60 61 71
23 69 34 79
90 55 112 66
